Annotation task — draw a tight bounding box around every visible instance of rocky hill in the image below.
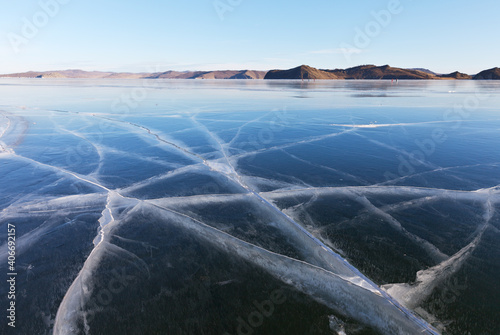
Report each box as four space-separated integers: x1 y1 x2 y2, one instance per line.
327 65 436 80
265 65 441 80
474 67 500 80
265 65 340 80
439 71 473 80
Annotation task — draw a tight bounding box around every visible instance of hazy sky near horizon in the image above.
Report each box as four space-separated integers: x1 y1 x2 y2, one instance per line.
1 0 499 74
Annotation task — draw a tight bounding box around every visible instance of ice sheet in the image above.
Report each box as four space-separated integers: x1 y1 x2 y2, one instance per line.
2 80 500 334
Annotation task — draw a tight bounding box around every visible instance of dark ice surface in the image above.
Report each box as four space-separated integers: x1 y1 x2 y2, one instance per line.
1 79 499 335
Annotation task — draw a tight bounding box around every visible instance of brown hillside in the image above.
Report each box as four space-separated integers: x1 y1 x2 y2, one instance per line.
474 67 500 80
439 71 472 80
265 65 339 80
230 70 267 79
190 70 266 79
265 65 442 80
325 65 437 80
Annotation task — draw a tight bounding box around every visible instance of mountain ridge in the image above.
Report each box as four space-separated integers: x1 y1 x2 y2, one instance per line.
1 65 499 80
265 65 477 80
0 69 267 80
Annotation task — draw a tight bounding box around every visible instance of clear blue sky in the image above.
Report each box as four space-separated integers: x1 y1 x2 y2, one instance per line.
1 0 499 74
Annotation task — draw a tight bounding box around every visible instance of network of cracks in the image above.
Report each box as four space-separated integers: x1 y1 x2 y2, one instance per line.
1 107 499 335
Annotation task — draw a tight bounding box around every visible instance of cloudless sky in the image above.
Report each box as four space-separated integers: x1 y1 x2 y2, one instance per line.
1 0 499 74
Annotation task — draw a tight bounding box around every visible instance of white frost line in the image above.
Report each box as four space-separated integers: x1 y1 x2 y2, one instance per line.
0 112 11 139
383 198 494 310
56 127 105 174
226 111 275 148
54 239 150 335
355 194 449 263
377 162 500 186
93 192 117 246
147 193 252 208
379 195 440 214
281 193 319 228
241 174 302 192
354 133 440 171
0 141 13 154
313 195 437 237
232 128 356 160
139 184 494 212
8 153 111 193
120 163 206 194
0 193 105 216
0 112 13 153
329 119 499 128
189 116 246 187
91 144 180 169
263 185 498 203
262 185 500 244
0 194 108 260
474 184 500 194
97 115 206 163
281 148 369 184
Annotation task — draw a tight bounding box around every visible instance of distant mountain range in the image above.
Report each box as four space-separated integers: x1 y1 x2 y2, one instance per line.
265 65 477 80
1 65 499 80
0 69 267 80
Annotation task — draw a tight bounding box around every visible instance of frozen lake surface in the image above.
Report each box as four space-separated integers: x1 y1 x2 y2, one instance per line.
1 79 500 335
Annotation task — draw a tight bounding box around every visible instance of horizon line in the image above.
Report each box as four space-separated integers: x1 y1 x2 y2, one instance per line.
2 63 496 77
